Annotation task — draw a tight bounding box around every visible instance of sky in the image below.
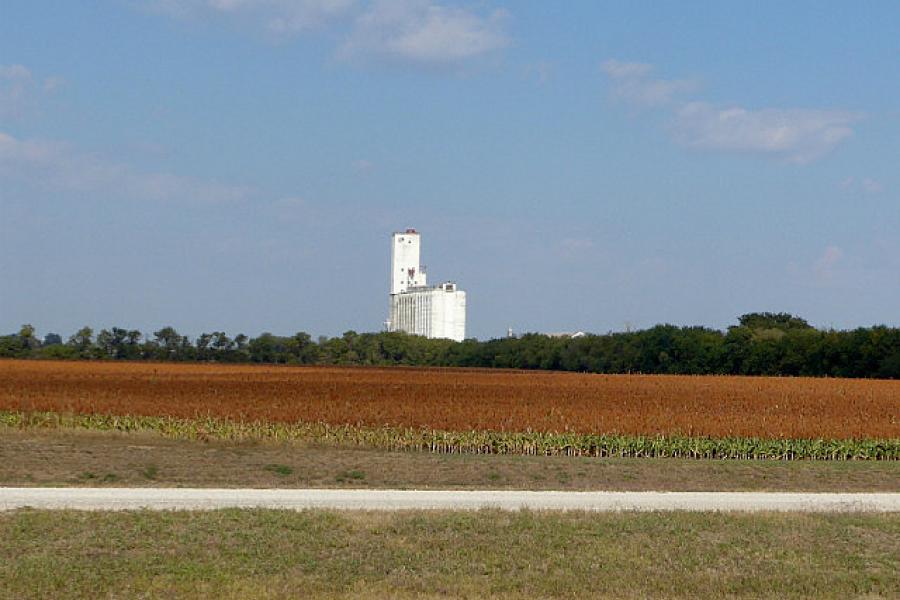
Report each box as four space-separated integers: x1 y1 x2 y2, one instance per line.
1 1 898 340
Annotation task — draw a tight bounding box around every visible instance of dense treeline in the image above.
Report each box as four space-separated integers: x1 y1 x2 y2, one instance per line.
2 313 899 379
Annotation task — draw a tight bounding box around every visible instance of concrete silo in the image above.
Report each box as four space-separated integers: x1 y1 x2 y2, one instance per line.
386 229 466 342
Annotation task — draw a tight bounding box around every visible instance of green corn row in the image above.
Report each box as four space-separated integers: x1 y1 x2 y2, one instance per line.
2 410 898 460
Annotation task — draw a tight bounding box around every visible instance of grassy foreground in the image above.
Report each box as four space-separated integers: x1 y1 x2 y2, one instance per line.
3 429 899 491
1 509 898 599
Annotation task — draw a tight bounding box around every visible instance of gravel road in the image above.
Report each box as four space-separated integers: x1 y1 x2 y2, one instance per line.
2 488 898 512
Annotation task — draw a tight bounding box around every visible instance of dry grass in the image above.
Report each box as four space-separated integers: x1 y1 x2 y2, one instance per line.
1 509 897 599
2 360 898 439
3 429 898 491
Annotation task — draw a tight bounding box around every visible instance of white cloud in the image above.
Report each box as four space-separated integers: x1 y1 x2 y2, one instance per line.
671 102 860 164
0 131 62 163
558 237 594 256
0 64 34 119
524 59 552 84
352 158 374 172
42 76 66 92
861 178 884 194
145 0 509 66
602 59 861 164
0 64 65 120
841 176 884 194
601 59 651 79
340 0 508 66
601 59 696 107
0 131 250 204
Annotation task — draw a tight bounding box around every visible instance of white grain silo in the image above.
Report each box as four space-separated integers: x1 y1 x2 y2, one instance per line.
386 229 466 342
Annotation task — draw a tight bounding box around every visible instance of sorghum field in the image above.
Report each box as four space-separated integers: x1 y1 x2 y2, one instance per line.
2 359 898 438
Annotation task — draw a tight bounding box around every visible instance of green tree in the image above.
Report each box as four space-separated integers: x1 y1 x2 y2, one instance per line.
18 324 38 352
153 327 185 359
248 333 288 363
67 326 95 358
42 333 63 346
286 332 319 364
196 333 213 360
738 312 812 332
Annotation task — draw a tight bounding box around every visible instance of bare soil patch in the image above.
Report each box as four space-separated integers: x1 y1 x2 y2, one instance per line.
2 429 897 491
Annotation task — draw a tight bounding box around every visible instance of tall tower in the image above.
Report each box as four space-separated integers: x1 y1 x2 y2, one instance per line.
387 228 465 341
390 229 426 294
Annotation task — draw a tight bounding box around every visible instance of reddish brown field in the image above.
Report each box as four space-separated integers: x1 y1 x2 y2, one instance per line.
1 359 897 439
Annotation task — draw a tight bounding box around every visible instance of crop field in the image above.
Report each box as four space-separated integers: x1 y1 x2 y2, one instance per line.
1 360 898 460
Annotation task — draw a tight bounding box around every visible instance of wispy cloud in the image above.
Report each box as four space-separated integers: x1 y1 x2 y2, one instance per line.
840 176 884 194
601 59 697 107
524 59 552 84
340 0 508 66
352 158 374 172
148 0 356 32
862 178 884 194
0 131 251 204
0 65 32 119
145 0 508 67
558 237 594 258
812 245 844 283
0 64 62 120
671 102 860 164
602 59 861 164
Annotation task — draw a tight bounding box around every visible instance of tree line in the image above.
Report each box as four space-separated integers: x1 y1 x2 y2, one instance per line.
2 313 899 379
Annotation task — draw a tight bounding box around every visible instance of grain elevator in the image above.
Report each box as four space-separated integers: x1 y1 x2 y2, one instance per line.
386 229 466 342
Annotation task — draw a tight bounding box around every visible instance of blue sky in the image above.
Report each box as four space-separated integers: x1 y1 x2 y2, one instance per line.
1 1 898 340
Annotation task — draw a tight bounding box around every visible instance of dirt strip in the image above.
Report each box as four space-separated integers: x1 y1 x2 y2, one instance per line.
3 429 899 491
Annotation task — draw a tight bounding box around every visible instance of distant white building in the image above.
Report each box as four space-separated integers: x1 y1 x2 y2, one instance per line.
546 331 587 339
386 229 466 342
